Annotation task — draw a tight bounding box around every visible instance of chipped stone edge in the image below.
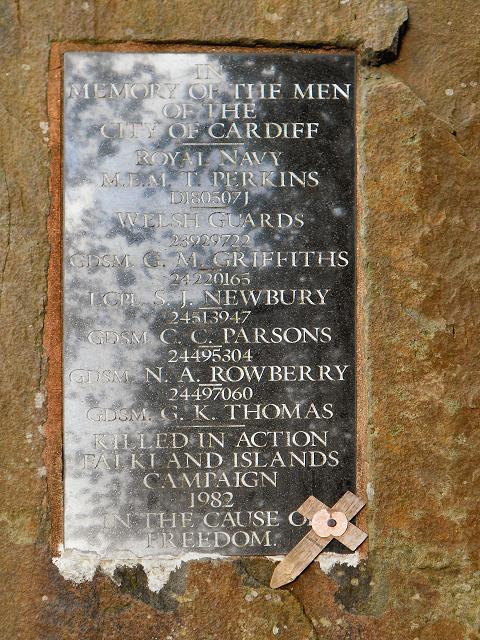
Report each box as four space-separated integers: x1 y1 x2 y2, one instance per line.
53 546 360 592
361 4 409 66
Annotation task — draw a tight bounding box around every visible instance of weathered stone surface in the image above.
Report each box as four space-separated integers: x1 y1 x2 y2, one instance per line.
359 70 480 637
0 1 478 639
391 1 480 159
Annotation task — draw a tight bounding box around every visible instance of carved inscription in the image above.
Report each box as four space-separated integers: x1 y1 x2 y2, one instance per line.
63 51 356 555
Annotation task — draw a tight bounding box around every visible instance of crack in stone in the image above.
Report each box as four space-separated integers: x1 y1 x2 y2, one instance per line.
0 101 37 139
0 168 13 317
234 559 320 639
282 586 320 640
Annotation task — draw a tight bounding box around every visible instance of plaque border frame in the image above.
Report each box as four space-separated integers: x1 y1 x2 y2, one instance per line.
45 42 366 558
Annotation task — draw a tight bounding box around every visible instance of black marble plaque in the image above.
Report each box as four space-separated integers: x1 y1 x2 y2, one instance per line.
63 51 356 556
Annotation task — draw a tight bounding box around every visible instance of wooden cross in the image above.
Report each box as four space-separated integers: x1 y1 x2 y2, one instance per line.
270 491 367 588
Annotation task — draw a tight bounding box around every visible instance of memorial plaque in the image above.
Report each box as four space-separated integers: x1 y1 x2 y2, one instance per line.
62 50 356 556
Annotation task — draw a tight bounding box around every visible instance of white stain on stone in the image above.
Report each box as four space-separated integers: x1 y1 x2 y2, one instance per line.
54 547 362 591
39 121 49 135
101 557 188 592
264 11 283 24
54 547 230 592
317 552 361 574
53 548 100 583
35 391 45 408
267 551 361 576
445 88 454 96
367 482 375 500
39 121 49 143
245 589 259 602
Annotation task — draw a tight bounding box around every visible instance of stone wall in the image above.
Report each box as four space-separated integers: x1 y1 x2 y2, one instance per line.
0 1 478 638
